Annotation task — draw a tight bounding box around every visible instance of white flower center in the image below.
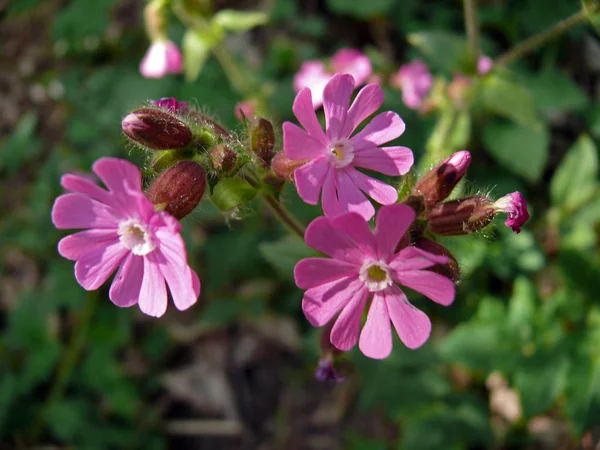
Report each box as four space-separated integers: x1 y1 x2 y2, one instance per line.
359 260 393 292
328 139 355 168
118 218 156 256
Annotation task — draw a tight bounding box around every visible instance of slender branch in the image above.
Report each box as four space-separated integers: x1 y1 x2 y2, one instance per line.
262 193 306 239
211 44 254 97
495 10 588 66
463 0 480 63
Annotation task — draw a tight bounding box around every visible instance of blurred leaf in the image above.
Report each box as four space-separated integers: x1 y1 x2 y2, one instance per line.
586 103 600 138
213 9 268 32
558 247 600 301
483 121 549 182
0 112 42 174
550 134 598 212
506 277 536 343
523 69 588 113
259 237 317 280
326 0 395 18
45 398 89 441
183 29 216 82
582 0 600 33
408 31 468 73
210 177 257 210
200 297 266 326
346 433 387 450
52 0 117 42
7 0 43 15
0 374 16 438
564 347 600 434
480 75 538 127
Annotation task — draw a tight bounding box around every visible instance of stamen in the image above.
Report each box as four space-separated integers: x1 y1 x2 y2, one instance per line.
328 139 355 168
359 261 393 292
118 218 156 255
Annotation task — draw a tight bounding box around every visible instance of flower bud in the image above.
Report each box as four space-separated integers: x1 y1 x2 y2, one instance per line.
414 238 460 283
271 152 309 182
315 356 344 383
122 108 192 150
493 191 529 234
250 118 275 166
153 97 188 112
209 144 238 176
413 150 471 209
427 196 495 236
146 161 206 219
187 111 231 139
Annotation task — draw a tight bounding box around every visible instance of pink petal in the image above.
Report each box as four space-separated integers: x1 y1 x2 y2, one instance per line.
74 240 128 290
374 204 415 260
353 146 414 176
350 112 406 149
283 122 327 160
52 193 121 230
93 157 142 196
294 158 329 205
58 229 119 261
61 174 112 204
304 215 366 264
394 270 455 306
345 168 398 206
322 74 355 141
340 84 384 138
389 247 449 271
335 169 375 220
321 169 345 217
138 253 168 317
295 257 358 289
293 88 327 144
302 276 364 327
109 253 144 307
359 294 392 359
386 286 431 349
330 210 377 258
191 268 201 298
330 288 369 351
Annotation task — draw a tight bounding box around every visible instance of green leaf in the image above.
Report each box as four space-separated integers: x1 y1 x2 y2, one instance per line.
582 0 600 34
326 0 395 18
210 177 257 210
564 349 600 434
480 74 538 126
550 134 598 212
183 29 216 82
523 69 588 113
0 112 42 174
212 9 268 32
506 277 536 340
407 31 468 73
259 237 318 280
483 121 549 182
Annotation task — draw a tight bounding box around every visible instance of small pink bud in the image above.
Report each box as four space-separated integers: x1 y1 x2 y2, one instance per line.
235 101 257 123
250 118 275 166
153 97 188 112
493 191 529 234
477 55 493 75
427 196 495 236
414 151 472 208
414 238 461 283
140 40 183 79
447 74 472 106
209 144 238 176
122 108 192 150
146 161 207 219
271 152 309 181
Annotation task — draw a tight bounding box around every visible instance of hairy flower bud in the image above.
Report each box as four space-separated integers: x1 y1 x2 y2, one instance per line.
187 110 231 139
250 118 275 166
122 108 192 150
414 238 460 282
414 150 472 208
146 161 206 219
209 144 238 176
427 196 495 236
271 152 309 181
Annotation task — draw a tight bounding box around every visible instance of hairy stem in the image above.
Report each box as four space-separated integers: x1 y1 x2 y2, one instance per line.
463 0 480 63
262 193 306 239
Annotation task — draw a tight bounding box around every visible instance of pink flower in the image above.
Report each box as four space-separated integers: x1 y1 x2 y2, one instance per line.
153 97 188 112
477 55 493 75
293 61 332 109
391 59 433 110
330 48 372 86
234 100 257 122
283 73 414 220
51 157 200 317
294 204 455 359
140 40 183 79
493 191 530 234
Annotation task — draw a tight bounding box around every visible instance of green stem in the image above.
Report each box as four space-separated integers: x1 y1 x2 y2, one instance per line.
495 10 588 66
211 44 254 97
463 0 480 63
262 193 306 239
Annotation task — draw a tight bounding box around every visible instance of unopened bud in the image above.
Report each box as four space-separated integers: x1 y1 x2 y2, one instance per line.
447 74 472 106
187 110 231 139
271 152 309 181
427 196 494 236
153 97 188 112
122 108 192 150
250 118 275 166
414 238 460 282
414 150 471 209
146 161 206 219
209 144 238 175
493 191 529 234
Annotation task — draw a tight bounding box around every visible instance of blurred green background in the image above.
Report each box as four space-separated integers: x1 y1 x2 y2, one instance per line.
1 0 600 448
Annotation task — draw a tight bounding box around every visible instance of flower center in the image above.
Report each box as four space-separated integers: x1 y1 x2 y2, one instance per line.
328 139 355 168
118 218 156 256
359 260 393 292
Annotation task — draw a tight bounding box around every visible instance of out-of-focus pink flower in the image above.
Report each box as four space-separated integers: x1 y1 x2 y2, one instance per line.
494 191 529 234
294 204 455 359
315 357 344 382
391 59 433 110
330 48 372 86
234 100 257 122
153 97 188 112
293 61 331 109
283 74 414 220
140 40 183 79
477 55 493 75
51 157 200 317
